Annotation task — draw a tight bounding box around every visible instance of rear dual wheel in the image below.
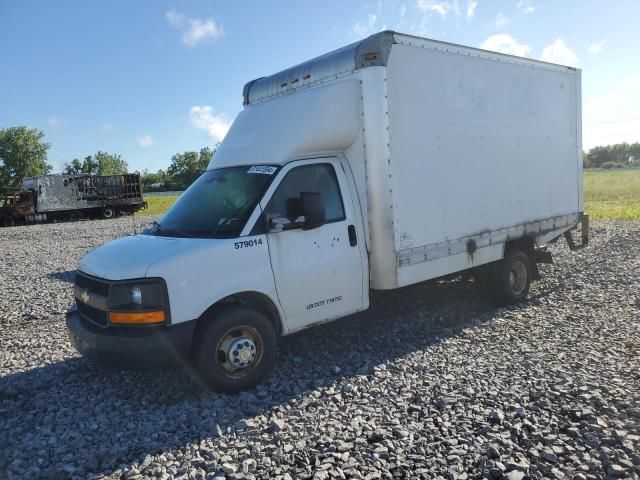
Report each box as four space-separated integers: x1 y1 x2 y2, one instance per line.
193 306 277 393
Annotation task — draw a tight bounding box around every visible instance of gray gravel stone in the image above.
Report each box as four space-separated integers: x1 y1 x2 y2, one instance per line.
1 218 639 480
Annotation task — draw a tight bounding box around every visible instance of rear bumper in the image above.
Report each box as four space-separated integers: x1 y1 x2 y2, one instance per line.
66 305 195 367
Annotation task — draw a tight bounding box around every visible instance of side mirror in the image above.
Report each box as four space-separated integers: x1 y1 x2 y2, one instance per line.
301 192 326 230
268 216 289 233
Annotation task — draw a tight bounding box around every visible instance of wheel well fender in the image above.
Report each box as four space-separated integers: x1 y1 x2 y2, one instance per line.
196 291 284 336
505 237 539 279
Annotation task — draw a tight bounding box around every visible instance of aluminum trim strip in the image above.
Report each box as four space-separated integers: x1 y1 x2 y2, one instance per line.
396 213 580 267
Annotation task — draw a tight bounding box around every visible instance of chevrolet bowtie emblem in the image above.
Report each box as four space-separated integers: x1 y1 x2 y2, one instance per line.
81 290 90 304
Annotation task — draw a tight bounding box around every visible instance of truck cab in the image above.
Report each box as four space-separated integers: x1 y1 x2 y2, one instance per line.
67 157 369 392
0 191 35 226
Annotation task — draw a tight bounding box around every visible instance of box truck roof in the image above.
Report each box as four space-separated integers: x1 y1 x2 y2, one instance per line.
243 30 578 106
209 31 579 171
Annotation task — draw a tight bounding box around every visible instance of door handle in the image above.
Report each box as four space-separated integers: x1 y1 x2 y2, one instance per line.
347 225 357 247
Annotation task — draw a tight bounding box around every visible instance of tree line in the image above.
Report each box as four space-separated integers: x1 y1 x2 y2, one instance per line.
140 147 215 191
583 142 640 169
0 126 216 194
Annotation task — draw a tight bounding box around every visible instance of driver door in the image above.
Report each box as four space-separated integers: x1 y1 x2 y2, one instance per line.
261 158 365 332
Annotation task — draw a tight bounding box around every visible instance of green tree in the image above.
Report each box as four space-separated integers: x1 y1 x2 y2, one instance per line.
95 151 128 175
0 126 52 192
141 168 168 189
82 155 99 174
64 153 121 176
64 158 84 175
167 146 215 187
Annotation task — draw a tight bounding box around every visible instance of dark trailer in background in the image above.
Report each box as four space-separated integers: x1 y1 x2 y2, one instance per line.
0 173 146 225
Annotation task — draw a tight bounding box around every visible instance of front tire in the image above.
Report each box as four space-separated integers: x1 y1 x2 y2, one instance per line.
193 305 277 393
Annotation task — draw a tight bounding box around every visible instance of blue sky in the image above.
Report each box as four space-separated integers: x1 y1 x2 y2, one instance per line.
2 0 639 173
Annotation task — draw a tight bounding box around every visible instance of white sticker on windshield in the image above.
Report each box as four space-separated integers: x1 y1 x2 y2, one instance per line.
247 166 277 175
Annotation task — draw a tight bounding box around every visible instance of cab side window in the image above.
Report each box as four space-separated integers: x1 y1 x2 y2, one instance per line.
266 163 345 225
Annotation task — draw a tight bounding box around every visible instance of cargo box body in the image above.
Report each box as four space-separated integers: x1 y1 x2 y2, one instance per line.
361 35 582 289
212 31 583 290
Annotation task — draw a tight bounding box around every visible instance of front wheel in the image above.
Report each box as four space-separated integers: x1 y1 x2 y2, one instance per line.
193 306 277 393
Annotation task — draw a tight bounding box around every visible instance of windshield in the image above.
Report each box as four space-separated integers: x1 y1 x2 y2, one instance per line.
150 166 278 238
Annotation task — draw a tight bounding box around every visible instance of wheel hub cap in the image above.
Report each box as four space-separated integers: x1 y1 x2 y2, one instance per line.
509 261 527 294
227 337 257 369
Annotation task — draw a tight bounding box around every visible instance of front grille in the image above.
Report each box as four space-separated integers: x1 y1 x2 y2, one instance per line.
75 273 110 297
77 301 108 327
75 272 111 326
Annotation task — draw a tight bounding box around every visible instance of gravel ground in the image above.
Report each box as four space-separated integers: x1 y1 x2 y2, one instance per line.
0 217 639 480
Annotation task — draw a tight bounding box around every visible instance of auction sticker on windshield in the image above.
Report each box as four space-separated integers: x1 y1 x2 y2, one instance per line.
247 166 277 175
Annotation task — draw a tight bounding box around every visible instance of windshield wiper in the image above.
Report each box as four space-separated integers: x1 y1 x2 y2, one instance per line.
150 221 201 238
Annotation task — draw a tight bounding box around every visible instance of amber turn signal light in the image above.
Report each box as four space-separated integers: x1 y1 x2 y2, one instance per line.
109 310 165 325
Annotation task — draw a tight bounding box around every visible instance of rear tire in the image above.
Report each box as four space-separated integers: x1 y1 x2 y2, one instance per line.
491 248 532 305
193 305 277 393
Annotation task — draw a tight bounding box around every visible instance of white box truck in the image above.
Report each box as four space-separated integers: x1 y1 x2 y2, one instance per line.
67 31 588 392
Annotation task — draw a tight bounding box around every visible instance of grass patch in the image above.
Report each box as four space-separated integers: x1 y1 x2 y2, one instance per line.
138 170 640 221
142 195 179 216
584 169 640 220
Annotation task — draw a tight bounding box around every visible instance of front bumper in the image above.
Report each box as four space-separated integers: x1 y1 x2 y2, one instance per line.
66 305 195 368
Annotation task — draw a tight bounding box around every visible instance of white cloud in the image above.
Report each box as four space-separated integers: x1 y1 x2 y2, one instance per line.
165 10 184 28
588 39 606 55
352 13 378 38
516 0 535 14
136 135 154 148
415 0 478 18
619 74 640 89
400 3 407 16
480 34 531 57
495 12 509 27
466 0 478 19
540 38 578 66
416 0 451 16
190 106 231 142
583 73 640 149
102 123 113 132
48 116 64 127
165 10 223 47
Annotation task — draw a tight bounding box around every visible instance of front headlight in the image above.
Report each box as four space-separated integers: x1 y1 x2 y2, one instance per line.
108 279 169 325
